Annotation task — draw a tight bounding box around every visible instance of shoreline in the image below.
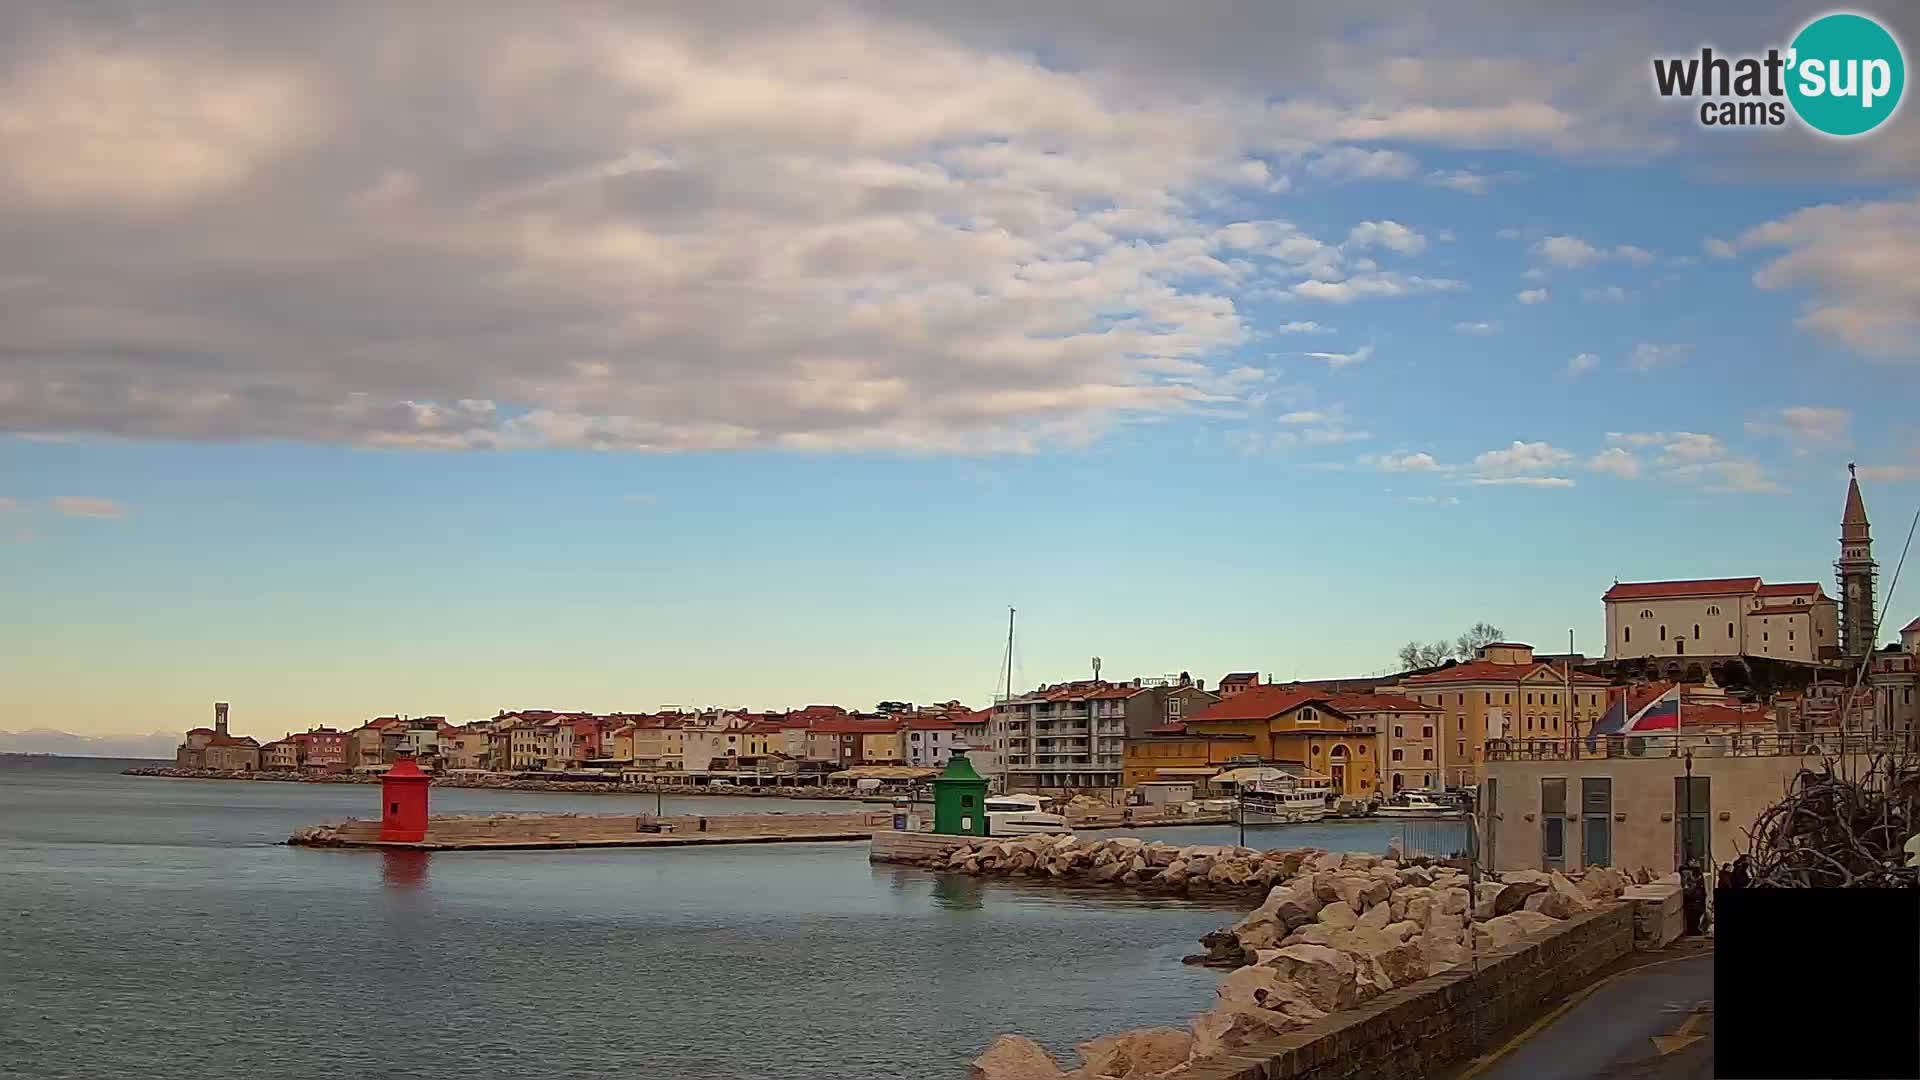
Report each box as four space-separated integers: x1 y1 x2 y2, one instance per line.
122 766 867 800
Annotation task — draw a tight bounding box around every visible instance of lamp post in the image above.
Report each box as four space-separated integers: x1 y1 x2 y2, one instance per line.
1682 748 1695 869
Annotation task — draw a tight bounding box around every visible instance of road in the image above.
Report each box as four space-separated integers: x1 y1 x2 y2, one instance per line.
1459 947 1714 1080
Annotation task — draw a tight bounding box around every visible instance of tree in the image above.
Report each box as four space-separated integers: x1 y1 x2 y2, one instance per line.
1398 640 1453 671
1454 622 1506 660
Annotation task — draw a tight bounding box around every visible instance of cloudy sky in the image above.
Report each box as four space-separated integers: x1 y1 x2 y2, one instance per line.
3 2 1917 737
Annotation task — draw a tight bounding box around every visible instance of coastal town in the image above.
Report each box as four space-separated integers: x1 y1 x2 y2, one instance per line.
159 471 1920 874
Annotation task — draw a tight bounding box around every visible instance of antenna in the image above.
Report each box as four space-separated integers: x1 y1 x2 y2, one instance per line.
1092 656 1102 682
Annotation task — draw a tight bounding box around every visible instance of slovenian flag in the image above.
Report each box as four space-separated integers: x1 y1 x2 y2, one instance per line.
1587 685 1681 749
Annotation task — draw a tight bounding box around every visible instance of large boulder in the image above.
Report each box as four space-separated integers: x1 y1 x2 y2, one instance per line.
1422 933 1468 974
1232 912 1285 950
1076 1028 1193 1079
1356 901 1391 931
970 1035 1067 1080
1260 943 1359 1012
1580 866 1628 902
1382 920 1420 943
1475 910 1560 950
1316 900 1359 930
1311 851 1345 872
1189 1006 1295 1061
1400 888 1435 925
1088 861 1128 884
1473 882 1506 919
1268 884 1324 929
1548 873 1594 913
1437 887 1469 916
1282 923 1337 947
1494 881 1548 916
1374 939 1427 987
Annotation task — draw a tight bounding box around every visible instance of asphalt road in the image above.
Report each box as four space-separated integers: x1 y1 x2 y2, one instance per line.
1464 949 1715 1080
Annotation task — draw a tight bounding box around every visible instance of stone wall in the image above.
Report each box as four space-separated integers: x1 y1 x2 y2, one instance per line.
1176 906 1634 1080
294 810 890 846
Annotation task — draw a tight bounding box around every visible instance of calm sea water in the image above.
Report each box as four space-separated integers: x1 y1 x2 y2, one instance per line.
0 757 1460 1079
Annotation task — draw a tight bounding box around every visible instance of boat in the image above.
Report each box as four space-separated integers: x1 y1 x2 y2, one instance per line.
1374 791 1459 818
1231 775 1332 825
985 793 1073 836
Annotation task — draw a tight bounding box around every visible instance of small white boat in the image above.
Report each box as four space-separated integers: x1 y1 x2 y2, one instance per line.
1232 775 1331 825
985 794 1073 836
1375 792 1458 818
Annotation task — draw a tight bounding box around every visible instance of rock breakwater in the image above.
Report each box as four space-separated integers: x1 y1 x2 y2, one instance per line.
961 845 1633 1079
121 766 862 800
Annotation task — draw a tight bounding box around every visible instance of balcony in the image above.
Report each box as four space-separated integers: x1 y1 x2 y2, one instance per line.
1485 730 1906 762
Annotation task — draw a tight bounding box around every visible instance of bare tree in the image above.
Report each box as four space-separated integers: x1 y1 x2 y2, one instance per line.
1454 622 1506 660
1397 640 1453 671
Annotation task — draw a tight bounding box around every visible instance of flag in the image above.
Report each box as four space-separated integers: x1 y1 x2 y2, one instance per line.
1587 691 1629 751
1626 685 1683 732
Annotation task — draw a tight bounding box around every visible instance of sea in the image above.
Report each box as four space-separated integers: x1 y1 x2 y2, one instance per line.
0 755 1465 1079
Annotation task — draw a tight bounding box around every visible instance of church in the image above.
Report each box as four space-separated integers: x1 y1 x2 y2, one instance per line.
1599 468 1882 678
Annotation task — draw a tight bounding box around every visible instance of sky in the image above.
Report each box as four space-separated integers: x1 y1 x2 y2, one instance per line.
3 2 1918 739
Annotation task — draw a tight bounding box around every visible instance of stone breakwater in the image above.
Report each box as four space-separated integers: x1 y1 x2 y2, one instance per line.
121 767 862 800
947 838 1632 1079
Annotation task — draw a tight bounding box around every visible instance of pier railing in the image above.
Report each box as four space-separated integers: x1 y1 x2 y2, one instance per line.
1485 730 1908 762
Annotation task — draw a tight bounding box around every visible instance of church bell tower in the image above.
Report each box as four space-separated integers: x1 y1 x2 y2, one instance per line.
1837 464 1878 660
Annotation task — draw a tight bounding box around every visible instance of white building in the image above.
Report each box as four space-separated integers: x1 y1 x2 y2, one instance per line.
1603 577 1837 664
902 717 963 768
991 681 1131 792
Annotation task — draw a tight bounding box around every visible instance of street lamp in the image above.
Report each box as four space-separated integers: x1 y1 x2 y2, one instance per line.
1681 748 1695 869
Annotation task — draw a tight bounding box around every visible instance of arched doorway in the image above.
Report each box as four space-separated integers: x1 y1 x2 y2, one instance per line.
1392 772 1405 792
1328 744 1349 795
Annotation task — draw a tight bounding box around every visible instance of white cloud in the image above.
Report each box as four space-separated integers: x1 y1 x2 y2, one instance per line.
1704 237 1737 259
1741 195 1920 360
1857 464 1920 482
1307 147 1418 180
1293 273 1463 302
1516 288 1549 304
1582 285 1629 303
1425 169 1493 194
1658 432 1725 464
1453 320 1501 335
1471 475 1575 487
1668 460 1786 495
1606 431 1670 447
0 497 17 511
1745 406 1851 445
1534 235 1604 267
1564 352 1598 376
1614 244 1656 266
1520 267 1548 281
1628 343 1692 371
1346 220 1427 255
1587 447 1640 478
1277 321 1332 334
1367 451 1443 473
1405 494 1462 505
1304 345 1374 369
1473 439 1574 480
50 495 127 519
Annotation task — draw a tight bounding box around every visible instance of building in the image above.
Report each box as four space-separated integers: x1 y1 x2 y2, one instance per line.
261 738 300 771
1176 686 1378 797
295 727 348 770
902 716 963 767
1122 724 1257 790
1121 675 1220 739
1602 577 1837 667
1482 731 1891 875
1871 621 1920 736
808 717 903 767
1217 672 1260 698
630 716 687 773
1837 466 1878 660
174 702 261 771
949 708 997 778
1395 643 1609 788
992 680 1132 792
1325 692 1442 793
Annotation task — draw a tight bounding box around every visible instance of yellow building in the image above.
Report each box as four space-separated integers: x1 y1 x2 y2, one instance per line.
630 722 686 771
1122 730 1256 790
1129 687 1380 798
1395 642 1610 788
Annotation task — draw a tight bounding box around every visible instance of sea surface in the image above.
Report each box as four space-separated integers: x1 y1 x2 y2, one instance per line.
0 756 1464 1079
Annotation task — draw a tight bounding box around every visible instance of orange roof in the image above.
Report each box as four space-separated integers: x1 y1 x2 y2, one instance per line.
1604 577 1762 601
1903 616 1920 634
1681 703 1772 728
1757 582 1824 598
1403 659 1608 686
902 716 958 731
1325 692 1439 714
1186 686 1337 723
1219 672 1259 684
951 708 992 726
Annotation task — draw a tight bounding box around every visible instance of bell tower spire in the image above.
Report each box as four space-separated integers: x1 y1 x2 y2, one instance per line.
1837 464 1878 659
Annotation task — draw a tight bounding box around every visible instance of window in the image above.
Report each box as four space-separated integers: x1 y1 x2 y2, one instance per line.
1422 748 1433 761
1485 693 1492 705
1526 693 1534 705
1393 725 1404 738
1391 749 1403 762
1728 622 1735 637
1422 725 1434 739
1552 694 1560 705
1624 627 1631 643
1796 597 1808 606
1640 609 1654 619
1659 625 1667 641
1693 624 1701 639
1525 717 1533 731
1358 744 1368 755
1707 605 1721 615
1763 632 1769 642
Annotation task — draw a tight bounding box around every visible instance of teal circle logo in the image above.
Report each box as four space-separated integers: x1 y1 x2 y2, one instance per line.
1787 13 1905 136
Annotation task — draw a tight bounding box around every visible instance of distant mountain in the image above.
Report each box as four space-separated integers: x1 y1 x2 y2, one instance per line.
0 728 178 760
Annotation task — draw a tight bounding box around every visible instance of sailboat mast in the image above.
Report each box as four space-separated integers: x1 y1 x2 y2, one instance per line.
1005 607 1016 703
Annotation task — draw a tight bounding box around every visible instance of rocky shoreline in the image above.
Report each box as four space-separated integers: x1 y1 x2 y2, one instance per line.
119 766 864 800
942 836 1633 1079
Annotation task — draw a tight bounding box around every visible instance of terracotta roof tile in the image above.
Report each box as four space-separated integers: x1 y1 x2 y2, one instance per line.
1757 582 1825 598
1402 660 1608 686
1186 686 1340 722
1603 577 1762 601
1325 692 1440 714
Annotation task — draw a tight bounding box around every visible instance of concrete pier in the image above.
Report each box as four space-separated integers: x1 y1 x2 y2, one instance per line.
291 810 893 850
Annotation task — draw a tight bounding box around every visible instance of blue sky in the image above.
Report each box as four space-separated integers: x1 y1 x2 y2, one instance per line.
2 3 1916 736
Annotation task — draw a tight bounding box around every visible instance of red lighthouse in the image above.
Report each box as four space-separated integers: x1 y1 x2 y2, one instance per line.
379 756 431 842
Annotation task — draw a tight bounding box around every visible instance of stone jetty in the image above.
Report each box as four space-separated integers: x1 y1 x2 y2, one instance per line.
954 841 1634 1079
124 766 864 800
289 809 893 850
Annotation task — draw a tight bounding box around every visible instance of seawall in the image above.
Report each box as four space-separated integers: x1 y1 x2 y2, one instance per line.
291 810 893 850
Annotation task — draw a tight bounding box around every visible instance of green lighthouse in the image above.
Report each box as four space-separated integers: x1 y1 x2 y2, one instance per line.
931 752 989 836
